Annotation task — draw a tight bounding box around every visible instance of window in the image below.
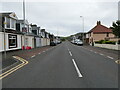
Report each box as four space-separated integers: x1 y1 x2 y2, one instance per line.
106 33 109 37
6 17 10 28
25 38 28 46
11 19 15 29
8 34 17 48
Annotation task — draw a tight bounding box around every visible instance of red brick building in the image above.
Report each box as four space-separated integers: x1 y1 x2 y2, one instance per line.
87 21 115 44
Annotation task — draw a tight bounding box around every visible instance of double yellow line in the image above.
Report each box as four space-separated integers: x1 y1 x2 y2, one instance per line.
0 56 28 80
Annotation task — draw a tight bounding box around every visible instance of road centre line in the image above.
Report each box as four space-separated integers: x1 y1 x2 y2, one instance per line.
72 59 83 78
68 48 70 51
69 51 72 56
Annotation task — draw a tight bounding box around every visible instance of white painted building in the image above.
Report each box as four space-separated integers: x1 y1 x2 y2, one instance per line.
0 12 23 52
0 32 22 52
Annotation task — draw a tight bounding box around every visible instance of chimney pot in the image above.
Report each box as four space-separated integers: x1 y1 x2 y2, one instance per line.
97 21 101 25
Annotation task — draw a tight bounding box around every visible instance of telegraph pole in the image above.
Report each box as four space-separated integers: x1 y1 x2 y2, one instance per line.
23 0 26 49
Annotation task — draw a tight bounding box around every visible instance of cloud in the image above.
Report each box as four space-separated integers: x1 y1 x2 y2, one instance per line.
1 1 119 37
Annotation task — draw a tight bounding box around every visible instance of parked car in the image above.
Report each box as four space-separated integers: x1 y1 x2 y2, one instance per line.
76 39 83 46
56 41 62 44
50 41 57 46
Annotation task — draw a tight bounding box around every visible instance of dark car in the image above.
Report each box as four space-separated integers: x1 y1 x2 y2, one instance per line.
50 41 57 46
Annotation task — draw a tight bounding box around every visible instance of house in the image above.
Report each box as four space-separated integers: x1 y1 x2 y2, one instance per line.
87 21 115 45
30 24 41 48
45 32 50 45
0 12 23 52
49 34 55 42
40 29 46 46
16 19 29 33
16 20 35 49
40 29 50 46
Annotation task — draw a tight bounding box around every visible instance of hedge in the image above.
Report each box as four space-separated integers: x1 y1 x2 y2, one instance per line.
95 40 116 45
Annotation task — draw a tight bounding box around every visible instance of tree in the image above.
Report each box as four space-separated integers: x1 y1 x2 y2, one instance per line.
110 20 120 38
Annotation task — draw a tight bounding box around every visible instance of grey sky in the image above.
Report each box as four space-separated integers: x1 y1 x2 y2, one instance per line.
1 0 119 36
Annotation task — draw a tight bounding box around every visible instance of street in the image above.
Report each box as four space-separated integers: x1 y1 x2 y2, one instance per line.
2 41 118 88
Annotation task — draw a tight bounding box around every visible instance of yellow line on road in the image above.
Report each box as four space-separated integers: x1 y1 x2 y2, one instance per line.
0 56 28 80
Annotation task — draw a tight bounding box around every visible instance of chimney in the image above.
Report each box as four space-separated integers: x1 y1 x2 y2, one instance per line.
97 21 101 25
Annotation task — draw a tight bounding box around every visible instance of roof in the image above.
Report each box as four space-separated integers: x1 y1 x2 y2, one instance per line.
0 12 18 20
17 19 29 25
88 21 112 33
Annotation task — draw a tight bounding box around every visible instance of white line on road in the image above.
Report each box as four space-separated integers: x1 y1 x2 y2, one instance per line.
43 51 45 52
31 55 35 58
90 50 93 52
100 53 104 56
72 59 83 78
69 51 72 56
94 52 97 53
107 56 114 59
68 48 70 51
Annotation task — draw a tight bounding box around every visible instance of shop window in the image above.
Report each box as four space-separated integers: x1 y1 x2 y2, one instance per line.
8 34 17 48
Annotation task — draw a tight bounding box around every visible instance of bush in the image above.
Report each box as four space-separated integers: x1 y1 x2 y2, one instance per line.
105 41 116 45
95 40 116 45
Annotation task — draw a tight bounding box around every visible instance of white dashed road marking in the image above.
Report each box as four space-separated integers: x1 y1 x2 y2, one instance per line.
31 55 35 58
69 51 72 56
90 50 93 52
72 59 83 78
107 56 114 59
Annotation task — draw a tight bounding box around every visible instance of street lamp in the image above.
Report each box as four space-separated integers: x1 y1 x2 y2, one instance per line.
80 16 84 44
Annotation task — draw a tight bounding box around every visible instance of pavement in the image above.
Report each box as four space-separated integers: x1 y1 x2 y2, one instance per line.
2 41 119 88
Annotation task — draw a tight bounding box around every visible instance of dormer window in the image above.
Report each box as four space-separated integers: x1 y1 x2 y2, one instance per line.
11 19 16 29
6 17 10 28
5 17 16 30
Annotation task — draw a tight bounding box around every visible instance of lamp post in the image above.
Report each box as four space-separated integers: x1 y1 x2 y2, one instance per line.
80 16 84 44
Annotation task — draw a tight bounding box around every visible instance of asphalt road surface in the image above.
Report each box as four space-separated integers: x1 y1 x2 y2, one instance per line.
2 41 118 88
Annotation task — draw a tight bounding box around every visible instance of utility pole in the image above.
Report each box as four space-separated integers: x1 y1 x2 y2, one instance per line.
23 0 26 49
118 1 120 20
